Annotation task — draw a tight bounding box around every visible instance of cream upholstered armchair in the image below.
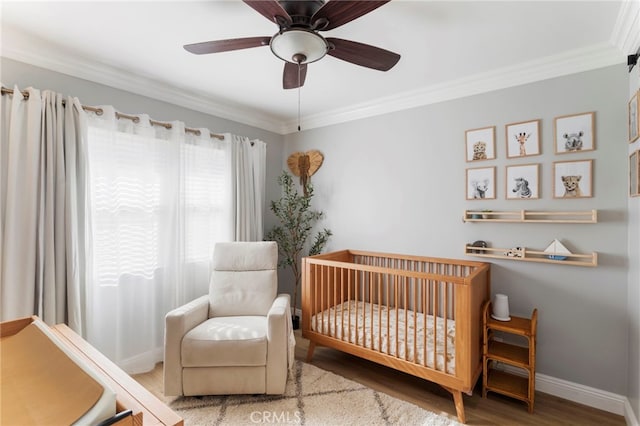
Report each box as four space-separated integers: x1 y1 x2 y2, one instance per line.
163 241 293 396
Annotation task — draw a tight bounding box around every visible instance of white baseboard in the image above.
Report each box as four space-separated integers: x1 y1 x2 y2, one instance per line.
501 364 635 422
625 398 640 426
297 307 637 423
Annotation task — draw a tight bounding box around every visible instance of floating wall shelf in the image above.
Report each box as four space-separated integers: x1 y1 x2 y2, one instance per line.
464 245 597 267
463 210 597 224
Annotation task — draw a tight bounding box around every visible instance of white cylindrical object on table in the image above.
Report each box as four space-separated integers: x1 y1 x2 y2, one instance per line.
492 293 511 321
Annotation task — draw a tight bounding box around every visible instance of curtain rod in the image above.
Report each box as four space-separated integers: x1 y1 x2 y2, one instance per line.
1 86 225 141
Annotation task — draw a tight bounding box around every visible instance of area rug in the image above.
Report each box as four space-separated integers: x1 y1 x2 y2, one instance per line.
168 361 462 425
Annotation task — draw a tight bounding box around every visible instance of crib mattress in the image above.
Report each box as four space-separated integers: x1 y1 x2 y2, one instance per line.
311 300 456 374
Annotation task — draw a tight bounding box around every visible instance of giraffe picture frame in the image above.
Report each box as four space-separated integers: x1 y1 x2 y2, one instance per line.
505 119 541 159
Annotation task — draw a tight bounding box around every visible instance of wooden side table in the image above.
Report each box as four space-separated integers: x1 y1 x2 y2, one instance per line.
482 300 538 413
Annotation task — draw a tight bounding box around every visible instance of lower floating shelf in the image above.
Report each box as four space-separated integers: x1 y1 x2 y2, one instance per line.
465 245 597 267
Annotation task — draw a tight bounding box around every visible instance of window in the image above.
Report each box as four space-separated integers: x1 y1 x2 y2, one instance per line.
86 125 232 288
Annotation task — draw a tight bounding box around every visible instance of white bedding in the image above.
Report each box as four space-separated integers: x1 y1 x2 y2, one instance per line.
311 300 456 374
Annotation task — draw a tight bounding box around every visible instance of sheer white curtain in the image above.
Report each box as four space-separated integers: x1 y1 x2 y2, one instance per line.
230 134 266 241
0 86 86 332
85 108 233 373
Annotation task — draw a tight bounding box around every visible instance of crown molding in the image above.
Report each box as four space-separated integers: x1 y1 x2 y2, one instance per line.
0 26 284 135
281 42 624 134
610 0 640 54
1 22 629 136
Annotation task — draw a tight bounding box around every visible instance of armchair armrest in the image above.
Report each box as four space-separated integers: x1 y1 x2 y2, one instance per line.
164 295 209 396
266 294 292 394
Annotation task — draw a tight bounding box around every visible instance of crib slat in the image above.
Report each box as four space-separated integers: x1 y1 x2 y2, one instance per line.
411 278 419 363
433 280 439 371
377 272 382 352
404 275 408 361
444 281 449 374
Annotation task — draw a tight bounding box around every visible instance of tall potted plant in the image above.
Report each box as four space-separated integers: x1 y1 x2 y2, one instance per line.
265 171 332 329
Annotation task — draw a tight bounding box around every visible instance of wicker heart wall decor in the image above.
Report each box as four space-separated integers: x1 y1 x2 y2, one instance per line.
287 150 324 195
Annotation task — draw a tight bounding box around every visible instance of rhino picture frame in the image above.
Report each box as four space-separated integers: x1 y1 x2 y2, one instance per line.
465 126 496 162
554 111 595 154
553 159 593 199
466 166 496 200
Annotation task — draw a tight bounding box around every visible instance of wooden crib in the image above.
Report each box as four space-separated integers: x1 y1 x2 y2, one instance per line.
301 249 490 423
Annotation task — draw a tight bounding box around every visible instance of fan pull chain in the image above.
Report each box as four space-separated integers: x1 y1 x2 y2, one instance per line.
297 62 301 131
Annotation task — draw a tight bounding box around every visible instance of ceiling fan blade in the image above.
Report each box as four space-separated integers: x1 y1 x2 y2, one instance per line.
184 37 271 55
311 1 390 31
283 62 308 89
243 0 292 27
326 38 400 71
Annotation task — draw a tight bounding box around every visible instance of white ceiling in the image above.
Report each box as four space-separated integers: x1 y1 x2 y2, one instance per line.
1 1 636 134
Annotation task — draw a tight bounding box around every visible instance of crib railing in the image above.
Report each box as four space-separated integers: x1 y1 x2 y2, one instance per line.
302 250 490 385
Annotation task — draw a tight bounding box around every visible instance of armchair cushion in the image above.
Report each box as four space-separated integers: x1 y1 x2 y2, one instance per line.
181 316 267 367
209 270 276 317
209 242 277 317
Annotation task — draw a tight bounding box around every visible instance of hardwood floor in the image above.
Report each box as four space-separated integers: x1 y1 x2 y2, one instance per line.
133 331 626 425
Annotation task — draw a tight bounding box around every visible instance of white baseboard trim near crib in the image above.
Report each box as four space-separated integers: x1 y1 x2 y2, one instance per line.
295 307 637 424
501 364 635 423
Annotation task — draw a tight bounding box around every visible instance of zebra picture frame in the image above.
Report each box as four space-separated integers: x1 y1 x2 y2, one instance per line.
554 111 595 154
505 119 541 159
466 166 496 200
506 163 540 200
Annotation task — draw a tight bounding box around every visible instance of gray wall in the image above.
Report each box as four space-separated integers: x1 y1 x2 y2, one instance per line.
0 57 286 250
3 56 635 401
284 65 630 395
628 63 640 422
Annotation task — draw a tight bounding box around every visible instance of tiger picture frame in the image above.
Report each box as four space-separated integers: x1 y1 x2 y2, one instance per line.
506 163 540 200
553 159 593 199
465 126 496 162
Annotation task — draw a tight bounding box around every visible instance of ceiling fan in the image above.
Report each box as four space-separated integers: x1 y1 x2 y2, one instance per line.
184 0 401 89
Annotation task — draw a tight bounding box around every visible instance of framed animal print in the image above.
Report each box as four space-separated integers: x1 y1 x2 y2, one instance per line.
554 112 595 154
631 150 640 197
506 119 541 158
630 91 639 143
553 159 593 199
506 163 539 200
466 166 496 200
465 126 496 162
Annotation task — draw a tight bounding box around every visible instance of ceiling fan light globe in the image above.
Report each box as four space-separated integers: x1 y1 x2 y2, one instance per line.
270 29 328 64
